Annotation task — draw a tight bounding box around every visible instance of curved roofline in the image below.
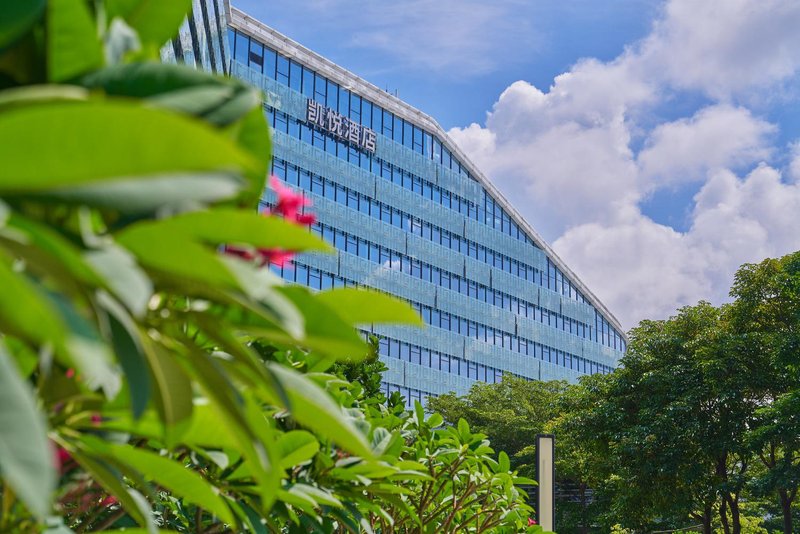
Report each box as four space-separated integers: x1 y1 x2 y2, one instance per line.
228 5 626 338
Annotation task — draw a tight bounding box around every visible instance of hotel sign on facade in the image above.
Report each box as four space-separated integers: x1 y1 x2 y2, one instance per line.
306 99 377 154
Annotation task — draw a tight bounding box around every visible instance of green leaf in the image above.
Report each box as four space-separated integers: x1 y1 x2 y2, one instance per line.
275 287 369 359
2 211 102 291
86 437 235 525
277 431 320 469
0 0 45 49
0 85 89 110
224 105 271 206
316 288 423 326
140 338 193 436
47 0 104 82
98 293 151 419
427 413 443 429
0 343 55 519
85 245 152 317
48 291 121 398
265 364 372 458
52 173 246 214
115 210 330 295
0 100 260 194
0 257 67 351
105 0 193 47
82 62 261 126
498 451 510 473
124 209 331 253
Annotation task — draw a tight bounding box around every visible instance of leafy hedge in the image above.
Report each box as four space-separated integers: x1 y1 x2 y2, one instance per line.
0 2 541 532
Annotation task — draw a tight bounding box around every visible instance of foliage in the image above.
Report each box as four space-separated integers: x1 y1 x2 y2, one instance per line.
428 375 568 478
0 1 537 533
429 251 800 534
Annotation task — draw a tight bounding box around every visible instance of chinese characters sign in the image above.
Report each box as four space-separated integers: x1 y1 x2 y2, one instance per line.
306 99 377 154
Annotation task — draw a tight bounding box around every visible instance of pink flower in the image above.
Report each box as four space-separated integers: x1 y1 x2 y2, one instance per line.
66 368 75 379
54 445 72 472
528 518 537 526
224 177 316 268
269 176 313 224
91 413 102 426
100 496 118 506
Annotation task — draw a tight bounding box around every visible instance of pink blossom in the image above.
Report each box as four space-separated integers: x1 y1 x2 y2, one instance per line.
269 176 311 222
528 517 537 526
224 177 316 268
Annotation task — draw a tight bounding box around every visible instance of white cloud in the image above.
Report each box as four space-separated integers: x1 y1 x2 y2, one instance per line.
789 141 800 182
637 105 775 187
448 0 800 329
636 0 800 99
553 165 800 329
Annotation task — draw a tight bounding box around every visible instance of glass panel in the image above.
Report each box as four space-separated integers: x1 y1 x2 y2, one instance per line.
338 88 349 116
314 73 326 101
234 31 248 63
289 60 302 91
248 39 263 71
350 94 361 122
382 110 393 137
302 67 315 98
276 54 289 84
327 81 338 109
227 28 236 59
362 99 373 129
263 47 276 79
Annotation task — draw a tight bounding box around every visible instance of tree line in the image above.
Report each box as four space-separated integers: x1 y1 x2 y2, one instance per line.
430 250 800 534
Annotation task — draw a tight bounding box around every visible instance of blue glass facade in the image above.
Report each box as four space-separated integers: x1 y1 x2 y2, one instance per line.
168 2 627 404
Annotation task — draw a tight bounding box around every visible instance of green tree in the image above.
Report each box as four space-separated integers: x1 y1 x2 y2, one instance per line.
728 251 800 534
428 375 568 478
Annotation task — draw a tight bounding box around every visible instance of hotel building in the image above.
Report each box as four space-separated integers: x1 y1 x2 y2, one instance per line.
163 0 627 405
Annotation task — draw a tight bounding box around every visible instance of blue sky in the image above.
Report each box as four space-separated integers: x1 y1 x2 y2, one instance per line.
236 0 800 328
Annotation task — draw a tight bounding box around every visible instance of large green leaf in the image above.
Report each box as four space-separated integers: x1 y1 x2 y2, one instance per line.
116 210 330 294
85 246 151 316
0 211 102 294
99 294 151 419
275 287 369 359
277 431 320 469
265 364 372 458
0 255 67 350
47 291 121 398
47 0 103 82
105 0 193 48
0 100 260 194
0 343 55 519
316 287 423 326
82 62 261 127
121 209 331 253
224 105 271 206
140 338 193 435
0 0 45 50
85 437 235 525
53 173 246 214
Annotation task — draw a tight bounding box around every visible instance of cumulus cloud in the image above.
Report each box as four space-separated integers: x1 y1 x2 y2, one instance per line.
553 165 800 328
636 0 800 99
448 0 800 329
637 105 776 187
